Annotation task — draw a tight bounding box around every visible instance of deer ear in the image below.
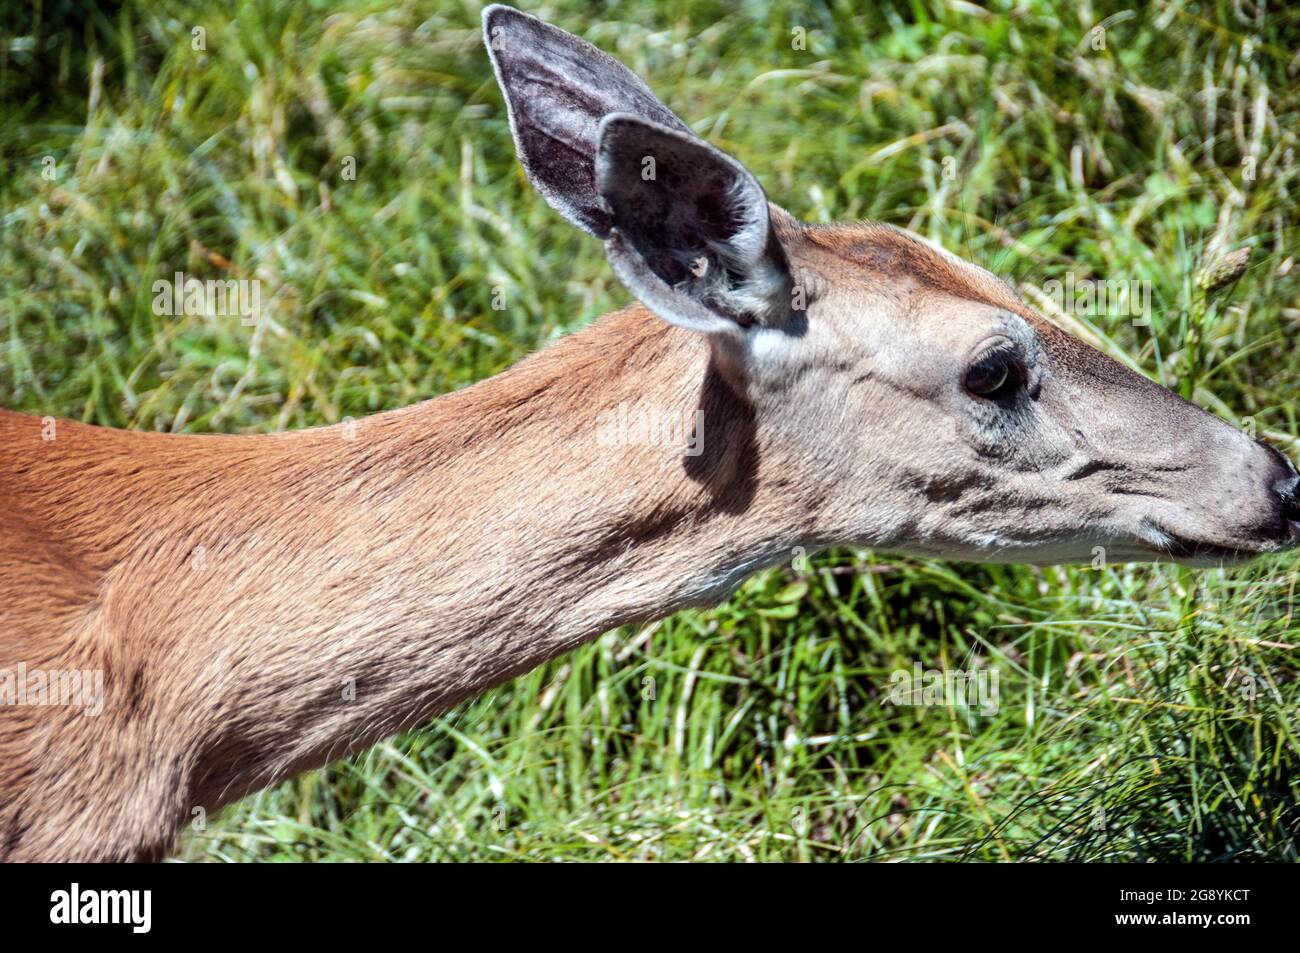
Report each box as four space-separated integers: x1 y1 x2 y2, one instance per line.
482 4 693 238
483 5 795 336
596 114 794 334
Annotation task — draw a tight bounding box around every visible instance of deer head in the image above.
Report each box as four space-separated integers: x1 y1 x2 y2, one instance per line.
483 5 1299 566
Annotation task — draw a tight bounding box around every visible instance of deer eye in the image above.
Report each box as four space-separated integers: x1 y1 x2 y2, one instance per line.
964 348 1024 401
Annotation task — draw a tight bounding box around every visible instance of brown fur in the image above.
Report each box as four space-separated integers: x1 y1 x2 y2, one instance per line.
0 234 839 858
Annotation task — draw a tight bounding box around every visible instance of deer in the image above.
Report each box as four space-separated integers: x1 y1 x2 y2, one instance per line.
1 4 1297 863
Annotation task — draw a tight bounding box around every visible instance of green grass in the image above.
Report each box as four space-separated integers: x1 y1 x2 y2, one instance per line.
2 0 1298 861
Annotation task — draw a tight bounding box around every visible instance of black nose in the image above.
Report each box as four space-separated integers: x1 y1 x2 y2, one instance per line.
1282 476 1300 523
1258 440 1300 521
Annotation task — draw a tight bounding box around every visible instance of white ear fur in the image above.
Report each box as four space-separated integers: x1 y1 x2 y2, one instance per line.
603 230 741 336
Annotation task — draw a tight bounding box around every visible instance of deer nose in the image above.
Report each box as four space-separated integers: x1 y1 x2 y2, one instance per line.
1258 439 1300 524
1281 476 1300 523
1265 449 1300 523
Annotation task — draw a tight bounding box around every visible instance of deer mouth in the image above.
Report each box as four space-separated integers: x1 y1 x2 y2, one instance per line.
1140 519 1300 566
1150 535 1259 565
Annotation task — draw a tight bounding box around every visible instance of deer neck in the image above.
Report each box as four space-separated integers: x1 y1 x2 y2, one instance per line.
185 305 803 803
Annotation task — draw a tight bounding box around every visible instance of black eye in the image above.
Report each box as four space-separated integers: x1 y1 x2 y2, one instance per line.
965 349 1024 401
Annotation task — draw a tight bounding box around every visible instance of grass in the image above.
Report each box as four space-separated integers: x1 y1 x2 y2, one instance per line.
2 0 1298 861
